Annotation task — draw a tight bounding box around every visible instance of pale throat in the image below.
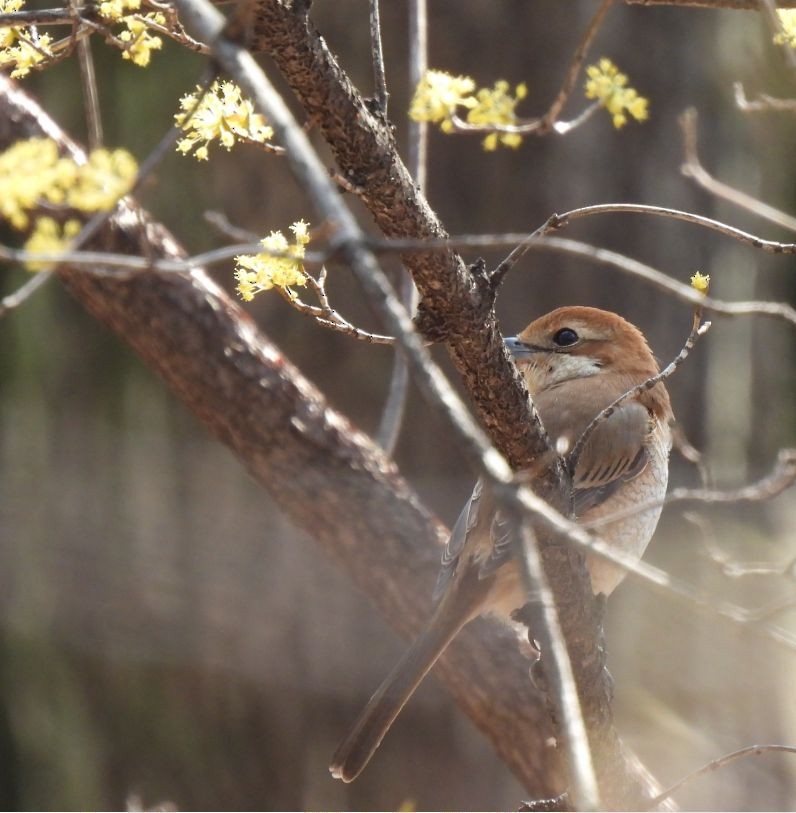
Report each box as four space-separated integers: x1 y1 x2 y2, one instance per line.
518 353 603 394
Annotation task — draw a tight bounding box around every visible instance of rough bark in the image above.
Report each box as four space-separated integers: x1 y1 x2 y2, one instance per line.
248 1 550 475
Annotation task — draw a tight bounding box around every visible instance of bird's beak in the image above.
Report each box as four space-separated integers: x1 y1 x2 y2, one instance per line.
504 336 535 359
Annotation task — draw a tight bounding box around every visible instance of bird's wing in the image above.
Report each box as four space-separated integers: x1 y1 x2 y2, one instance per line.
533 385 654 518
433 479 484 602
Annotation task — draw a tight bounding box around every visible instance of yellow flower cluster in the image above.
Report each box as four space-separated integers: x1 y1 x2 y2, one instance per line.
98 0 140 20
690 271 710 294
23 217 81 272
584 58 648 129
118 14 164 66
67 147 139 211
235 221 310 301
774 10 796 48
96 0 163 66
175 80 275 161
0 0 54 79
409 70 527 150
409 70 476 133
468 80 527 151
0 138 137 229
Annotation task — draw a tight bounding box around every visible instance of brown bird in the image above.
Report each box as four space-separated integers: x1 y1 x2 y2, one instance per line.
330 306 674 782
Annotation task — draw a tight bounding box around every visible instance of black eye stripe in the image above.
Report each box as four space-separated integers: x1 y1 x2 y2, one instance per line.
553 327 579 347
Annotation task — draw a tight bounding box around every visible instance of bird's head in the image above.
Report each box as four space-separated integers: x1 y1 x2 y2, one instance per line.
505 306 660 395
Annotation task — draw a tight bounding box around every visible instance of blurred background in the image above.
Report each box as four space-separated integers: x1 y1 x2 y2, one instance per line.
1 0 796 809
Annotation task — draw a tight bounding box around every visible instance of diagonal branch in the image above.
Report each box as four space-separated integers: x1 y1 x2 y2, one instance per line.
247 0 547 473
0 74 562 797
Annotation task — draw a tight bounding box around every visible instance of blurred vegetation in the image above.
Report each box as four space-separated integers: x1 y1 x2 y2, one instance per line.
0 0 795 809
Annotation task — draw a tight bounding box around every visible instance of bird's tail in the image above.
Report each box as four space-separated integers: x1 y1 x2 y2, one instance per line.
329 591 472 783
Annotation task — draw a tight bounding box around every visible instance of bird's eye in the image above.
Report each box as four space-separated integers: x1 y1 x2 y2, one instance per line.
552 327 579 347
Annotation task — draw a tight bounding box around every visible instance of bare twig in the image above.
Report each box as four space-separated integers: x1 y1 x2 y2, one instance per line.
71 0 104 149
526 235 796 328
645 744 796 809
685 511 796 581
516 521 601 810
585 448 796 529
569 306 710 477
0 268 54 317
680 108 796 232
376 0 426 453
625 0 796 8
367 0 388 114
734 82 796 113
549 203 796 253
538 0 614 133
446 0 613 140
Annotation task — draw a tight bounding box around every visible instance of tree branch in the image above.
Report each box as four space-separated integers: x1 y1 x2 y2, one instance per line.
0 74 562 797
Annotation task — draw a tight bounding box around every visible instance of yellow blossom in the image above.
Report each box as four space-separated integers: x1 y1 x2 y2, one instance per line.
98 0 140 20
0 138 77 228
118 14 163 67
23 217 81 272
466 80 527 150
690 271 710 294
234 222 311 301
584 58 648 129
0 138 137 230
0 0 23 49
66 147 138 212
409 69 476 131
175 80 275 160
0 30 53 78
774 10 796 48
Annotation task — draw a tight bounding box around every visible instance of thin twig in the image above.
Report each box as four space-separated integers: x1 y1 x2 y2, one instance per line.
585 448 796 529
680 108 796 232
685 511 796 581
375 0 426 453
569 306 710 477
538 0 614 133
71 0 103 149
5 231 796 331
516 521 601 810
444 0 613 141
368 0 388 114
526 235 796 328
734 82 796 113
0 269 54 318
644 744 796 809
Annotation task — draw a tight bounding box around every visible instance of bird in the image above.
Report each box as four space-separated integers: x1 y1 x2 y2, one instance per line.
329 306 674 783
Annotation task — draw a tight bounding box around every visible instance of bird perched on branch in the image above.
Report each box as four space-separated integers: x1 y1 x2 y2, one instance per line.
330 306 674 783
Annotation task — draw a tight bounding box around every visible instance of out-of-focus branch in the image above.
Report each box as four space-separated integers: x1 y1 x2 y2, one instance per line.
734 82 796 113
645 745 796 809
680 108 796 232
375 0 426 454
586 449 796 529
0 75 565 799
367 0 388 114
625 0 796 8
